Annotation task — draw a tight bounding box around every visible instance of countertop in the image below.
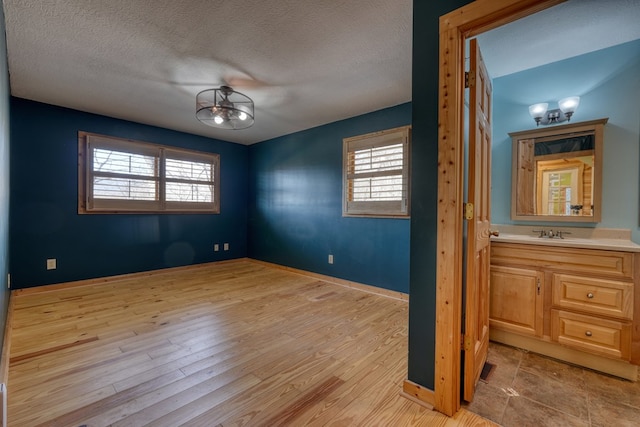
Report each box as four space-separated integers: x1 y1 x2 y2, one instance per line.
490 225 640 253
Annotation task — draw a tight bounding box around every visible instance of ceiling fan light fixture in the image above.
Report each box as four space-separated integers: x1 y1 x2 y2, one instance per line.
196 85 254 130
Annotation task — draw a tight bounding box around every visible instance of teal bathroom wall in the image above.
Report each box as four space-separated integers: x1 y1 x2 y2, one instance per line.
490 39 640 242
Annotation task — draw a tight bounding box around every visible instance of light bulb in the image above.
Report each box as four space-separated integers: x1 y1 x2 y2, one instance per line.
214 115 224 125
558 96 580 121
238 111 247 121
558 96 580 113
528 103 548 118
528 103 548 126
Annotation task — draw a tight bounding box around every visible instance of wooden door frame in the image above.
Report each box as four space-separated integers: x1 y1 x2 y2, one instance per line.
433 0 565 416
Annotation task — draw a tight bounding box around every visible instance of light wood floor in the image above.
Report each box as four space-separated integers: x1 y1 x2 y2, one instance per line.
7 259 494 426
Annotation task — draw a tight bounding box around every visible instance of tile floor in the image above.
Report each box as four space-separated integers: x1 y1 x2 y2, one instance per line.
463 342 640 427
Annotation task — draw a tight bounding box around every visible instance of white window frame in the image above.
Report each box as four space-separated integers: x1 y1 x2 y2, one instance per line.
78 132 220 214
342 125 411 217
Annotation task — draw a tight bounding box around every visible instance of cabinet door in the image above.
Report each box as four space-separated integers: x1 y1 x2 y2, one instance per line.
490 265 544 336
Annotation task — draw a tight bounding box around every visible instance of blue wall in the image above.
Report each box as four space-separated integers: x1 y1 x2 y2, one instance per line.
408 0 474 392
491 39 640 242
0 4 11 354
248 103 411 293
10 98 249 289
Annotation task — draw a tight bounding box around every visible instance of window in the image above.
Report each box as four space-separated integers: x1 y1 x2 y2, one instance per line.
342 126 410 217
78 132 220 213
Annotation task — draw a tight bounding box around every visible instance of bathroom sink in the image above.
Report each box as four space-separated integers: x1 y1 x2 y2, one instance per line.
488 225 640 252
491 233 640 252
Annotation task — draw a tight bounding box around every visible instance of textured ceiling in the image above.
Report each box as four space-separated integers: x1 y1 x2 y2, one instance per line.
3 1 639 145
3 0 412 145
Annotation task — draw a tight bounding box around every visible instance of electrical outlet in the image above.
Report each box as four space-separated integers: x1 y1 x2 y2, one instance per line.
214 244 219 252
223 243 229 251
46 258 57 270
328 254 334 264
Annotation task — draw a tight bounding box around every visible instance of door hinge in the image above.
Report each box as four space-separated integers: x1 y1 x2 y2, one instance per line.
465 71 475 88
464 202 474 220
462 334 473 352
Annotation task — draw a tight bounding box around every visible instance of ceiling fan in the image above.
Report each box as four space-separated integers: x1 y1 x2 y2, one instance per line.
167 57 290 130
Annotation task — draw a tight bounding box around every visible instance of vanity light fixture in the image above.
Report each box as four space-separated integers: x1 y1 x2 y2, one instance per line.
529 96 580 126
196 85 254 130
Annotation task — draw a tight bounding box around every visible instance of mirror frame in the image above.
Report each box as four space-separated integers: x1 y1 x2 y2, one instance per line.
510 118 608 222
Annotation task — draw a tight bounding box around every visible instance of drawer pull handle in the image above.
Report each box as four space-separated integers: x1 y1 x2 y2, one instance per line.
585 330 593 337
587 293 594 299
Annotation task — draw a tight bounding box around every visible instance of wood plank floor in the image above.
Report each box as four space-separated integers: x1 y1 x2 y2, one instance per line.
7 260 494 426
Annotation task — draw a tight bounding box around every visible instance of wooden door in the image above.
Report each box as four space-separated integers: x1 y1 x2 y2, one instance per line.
463 38 493 402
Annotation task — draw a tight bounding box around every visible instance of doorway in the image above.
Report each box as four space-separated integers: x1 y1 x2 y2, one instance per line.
433 0 564 416
435 0 640 416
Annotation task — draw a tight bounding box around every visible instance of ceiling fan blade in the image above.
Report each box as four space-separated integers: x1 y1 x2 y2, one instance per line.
224 76 270 90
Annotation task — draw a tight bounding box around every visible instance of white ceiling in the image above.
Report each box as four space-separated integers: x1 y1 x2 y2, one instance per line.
3 1 639 145
476 0 640 79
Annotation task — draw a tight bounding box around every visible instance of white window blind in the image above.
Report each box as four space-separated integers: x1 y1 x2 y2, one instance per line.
92 147 158 202
343 126 411 217
79 133 220 213
164 150 217 210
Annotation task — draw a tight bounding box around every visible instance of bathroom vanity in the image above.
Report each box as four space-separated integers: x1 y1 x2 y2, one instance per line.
489 226 640 380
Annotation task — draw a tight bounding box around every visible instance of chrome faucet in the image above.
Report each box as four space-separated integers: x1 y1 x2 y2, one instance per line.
533 229 548 238
532 229 571 239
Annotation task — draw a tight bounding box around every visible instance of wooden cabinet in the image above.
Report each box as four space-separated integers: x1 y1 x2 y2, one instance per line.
490 241 639 380
510 118 607 222
490 265 543 337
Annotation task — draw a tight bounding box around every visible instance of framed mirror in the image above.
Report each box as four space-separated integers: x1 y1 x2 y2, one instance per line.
510 118 608 222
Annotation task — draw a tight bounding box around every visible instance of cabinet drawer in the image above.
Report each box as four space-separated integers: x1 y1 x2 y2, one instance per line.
491 243 633 279
552 274 633 320
551 309 631 360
